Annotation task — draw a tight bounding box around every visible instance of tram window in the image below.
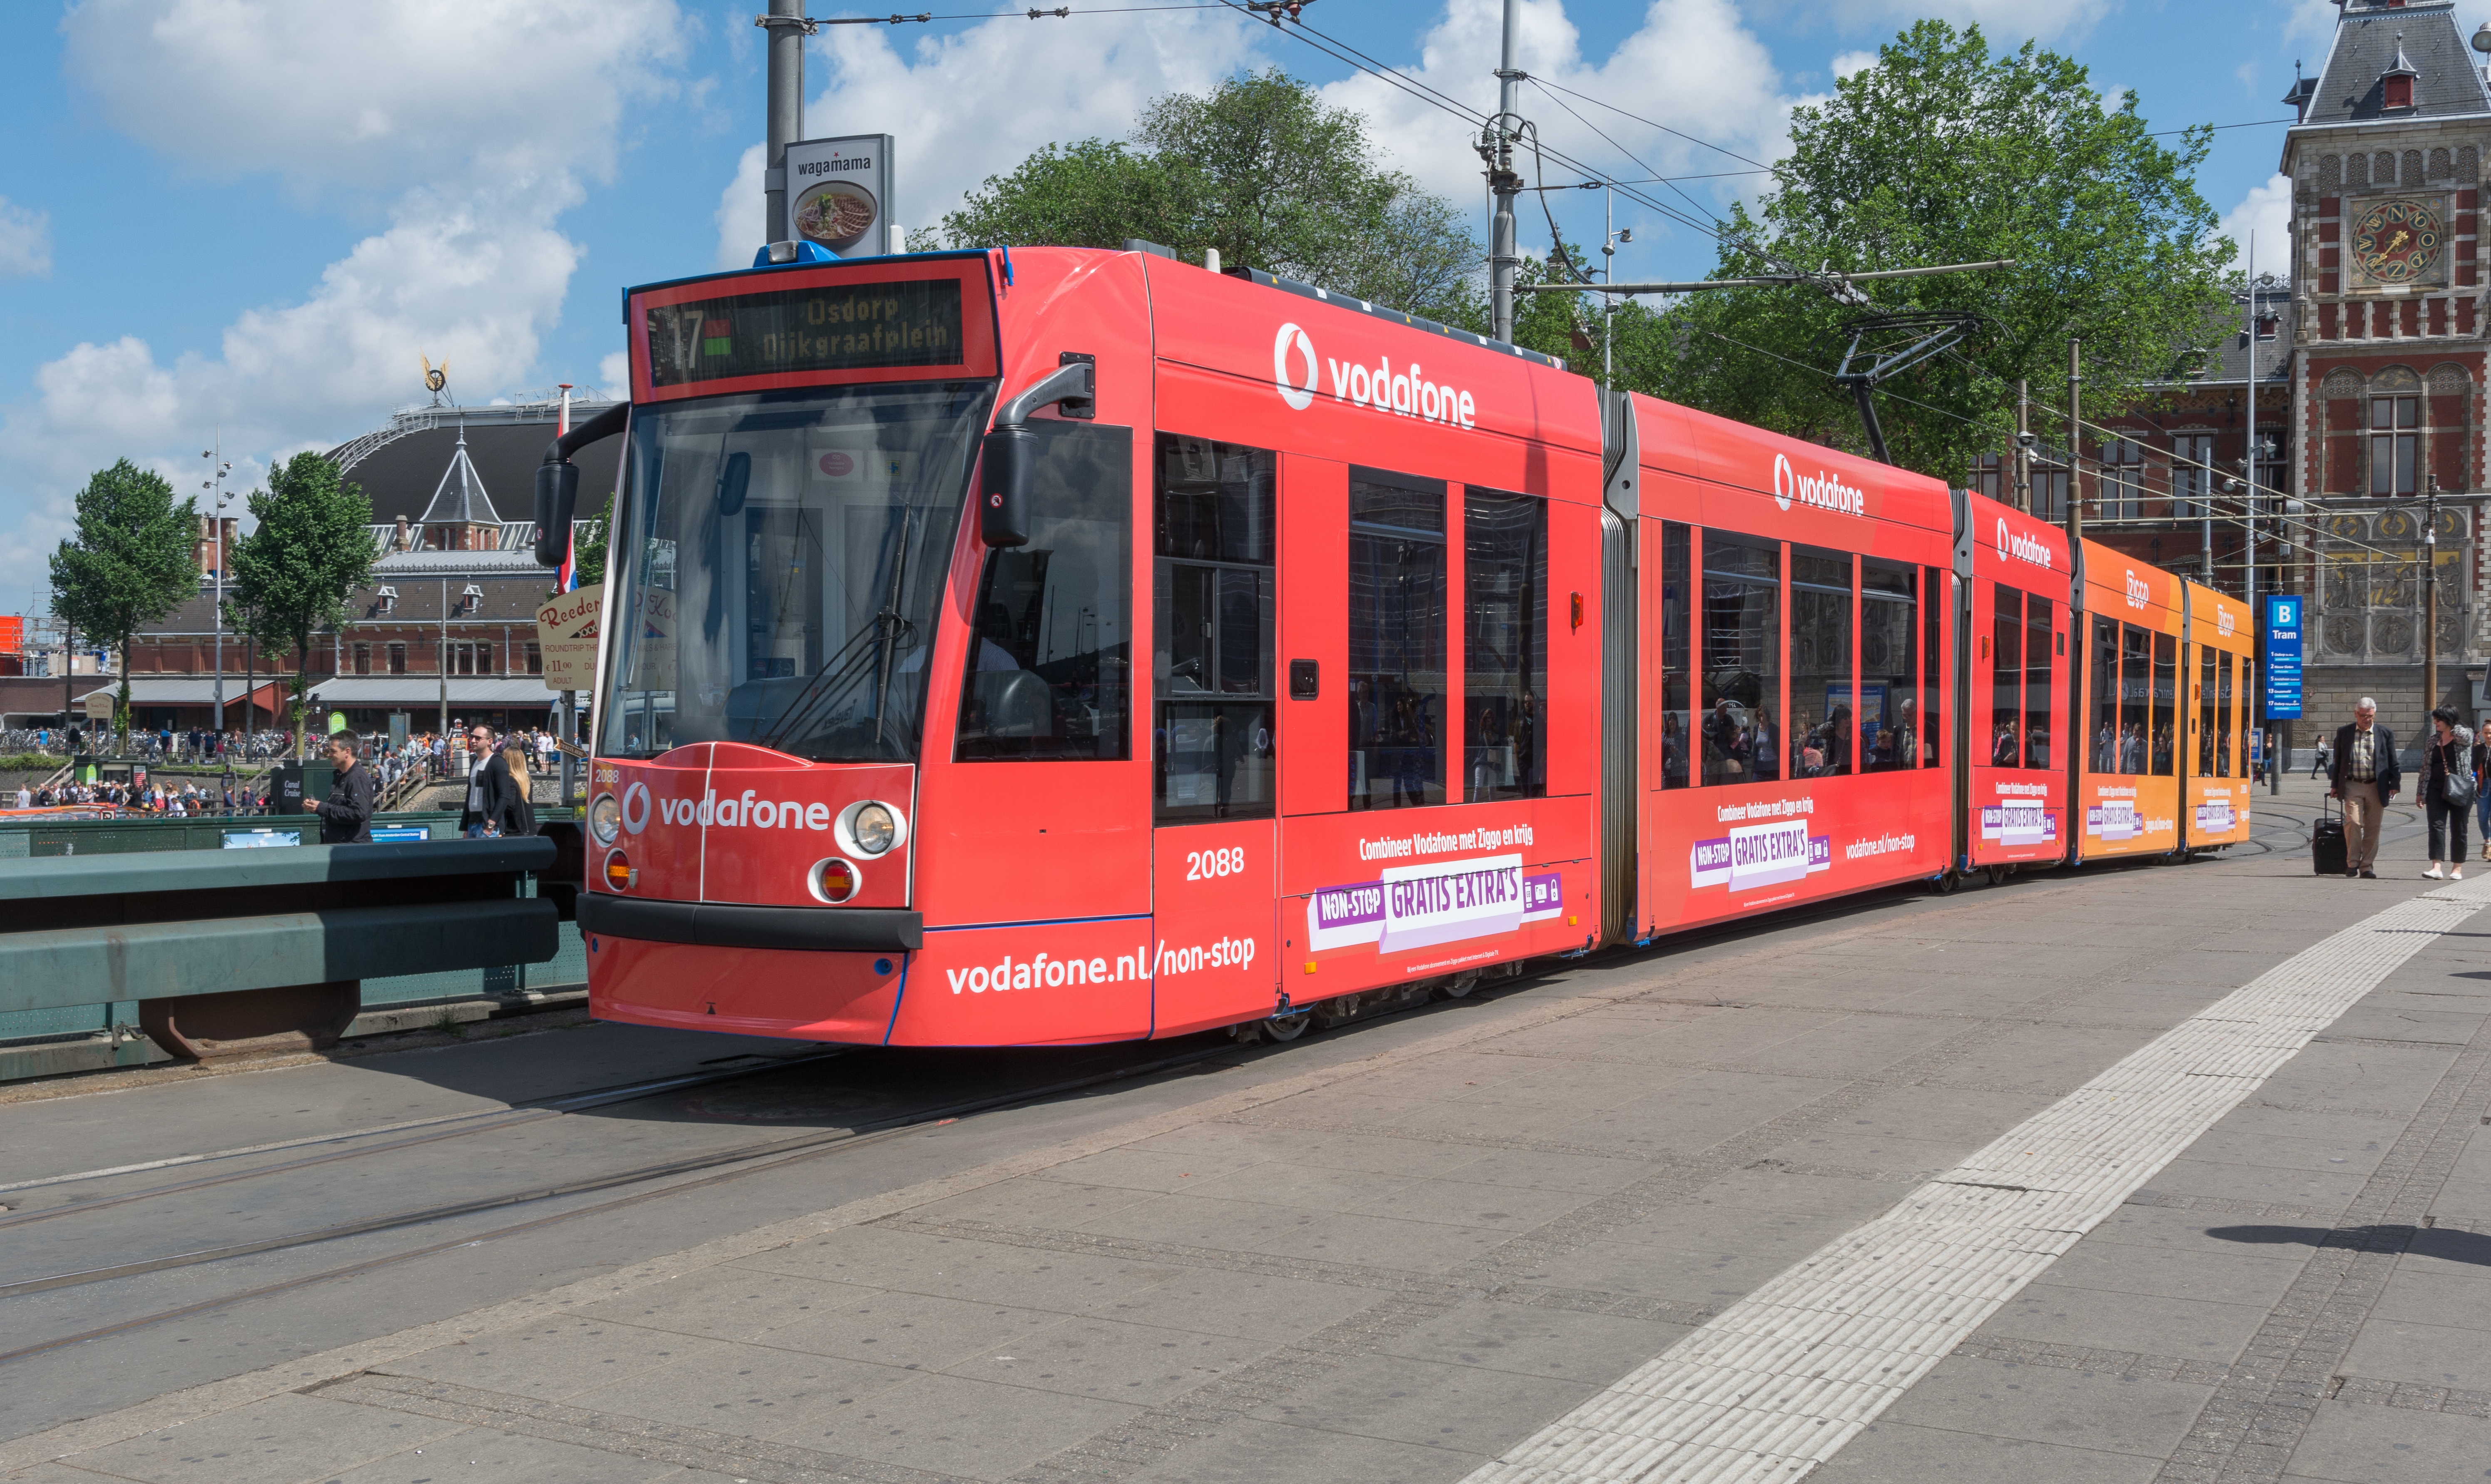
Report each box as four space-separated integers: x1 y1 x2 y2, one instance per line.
1790 546 1855 778
2150 630 2178 777
1923 566 1944 768
1698 532 1780 787
1152 434 1275 821
2239 658 2255 778
2216 650 2236 779
2090 617 2119 774
1464 487 1546 801
954 422 1132 762
2024 593 2052 769
1659 522 1690 788
2198 645 2218 776
2116 624 2151 774
1348 469 1447 809
1991 585 2023 768
1862 559 1917 772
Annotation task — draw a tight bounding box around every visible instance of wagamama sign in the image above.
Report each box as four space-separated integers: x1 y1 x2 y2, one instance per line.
1272 322 1477 428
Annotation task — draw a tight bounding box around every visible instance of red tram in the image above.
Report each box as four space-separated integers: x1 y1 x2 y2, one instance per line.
560 244 2252 1046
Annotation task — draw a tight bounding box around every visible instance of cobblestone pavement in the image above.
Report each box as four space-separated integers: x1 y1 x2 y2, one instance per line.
4 777 2486 1484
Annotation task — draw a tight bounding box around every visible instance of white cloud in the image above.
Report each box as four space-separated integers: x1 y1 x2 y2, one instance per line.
598 351 631 402
1320 0 1795 253
2220 172 2292 276
1831 51 1879 81
1 0 686 600
716 144 766 270
788 9 1268 240
0 199 51 278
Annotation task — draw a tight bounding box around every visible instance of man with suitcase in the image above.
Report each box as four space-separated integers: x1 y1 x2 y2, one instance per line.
2328 697 2399 879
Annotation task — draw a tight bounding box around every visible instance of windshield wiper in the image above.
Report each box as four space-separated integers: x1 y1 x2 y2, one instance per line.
871 509 917 747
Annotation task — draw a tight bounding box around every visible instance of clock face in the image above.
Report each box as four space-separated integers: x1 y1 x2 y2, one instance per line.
2352 198 2445 283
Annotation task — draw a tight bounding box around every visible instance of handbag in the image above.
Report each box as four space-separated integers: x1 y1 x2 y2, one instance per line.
2442 740 2477 809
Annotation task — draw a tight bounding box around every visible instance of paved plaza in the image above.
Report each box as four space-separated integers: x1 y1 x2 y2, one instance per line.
2 777 2487 1484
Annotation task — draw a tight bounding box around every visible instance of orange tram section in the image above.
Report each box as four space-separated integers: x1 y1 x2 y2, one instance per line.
572 245 2255 1047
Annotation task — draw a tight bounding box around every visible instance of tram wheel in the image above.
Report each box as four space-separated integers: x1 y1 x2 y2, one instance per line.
1262 1009 1315 1042
1986 866 2009 887
1930 870 1961 895
1434 970 1482 1001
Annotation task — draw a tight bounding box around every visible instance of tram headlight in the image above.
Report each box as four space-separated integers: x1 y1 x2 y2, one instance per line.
589 792 621 845
840 800 903 856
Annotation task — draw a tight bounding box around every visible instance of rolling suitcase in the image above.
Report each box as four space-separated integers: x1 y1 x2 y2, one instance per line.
2312 795 2348 876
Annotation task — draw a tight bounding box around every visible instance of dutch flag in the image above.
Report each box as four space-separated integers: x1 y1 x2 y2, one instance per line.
556 524 578 593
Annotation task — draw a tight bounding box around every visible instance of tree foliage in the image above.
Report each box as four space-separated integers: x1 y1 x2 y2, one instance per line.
227 452 375 747
48 459 198 748
936 70 1481 322
1635 21 2232 478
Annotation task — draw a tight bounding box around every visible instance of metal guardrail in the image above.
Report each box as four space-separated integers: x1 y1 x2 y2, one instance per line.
0 822 574 1073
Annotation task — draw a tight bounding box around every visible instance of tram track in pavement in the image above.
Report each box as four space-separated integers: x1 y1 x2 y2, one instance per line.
0 825 2361 1371
0 1032 1288 1365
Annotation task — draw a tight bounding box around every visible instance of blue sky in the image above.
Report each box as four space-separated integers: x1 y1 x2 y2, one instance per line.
0 0 2327 613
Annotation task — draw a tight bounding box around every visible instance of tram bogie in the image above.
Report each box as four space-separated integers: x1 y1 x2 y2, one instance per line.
572 242 2255 1048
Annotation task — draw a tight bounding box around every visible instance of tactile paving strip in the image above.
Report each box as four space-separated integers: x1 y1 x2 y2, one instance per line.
1462 880 2491 1484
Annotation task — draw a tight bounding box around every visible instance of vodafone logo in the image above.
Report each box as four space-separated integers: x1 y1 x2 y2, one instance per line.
621 780 651 835
2125 571 2150 610
1772 453 1865 516
1272 323 1318 411
1996 517 2053 571
1269 321 1478 427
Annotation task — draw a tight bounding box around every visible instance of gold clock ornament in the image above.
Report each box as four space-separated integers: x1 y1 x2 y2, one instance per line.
2351 198 2446 285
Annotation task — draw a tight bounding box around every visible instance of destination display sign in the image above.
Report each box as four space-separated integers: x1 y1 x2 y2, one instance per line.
644 278 964 388
2264 593 2302 720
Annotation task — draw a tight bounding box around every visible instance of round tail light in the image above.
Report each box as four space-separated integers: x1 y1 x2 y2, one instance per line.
810 856 860 903
604 850 634 890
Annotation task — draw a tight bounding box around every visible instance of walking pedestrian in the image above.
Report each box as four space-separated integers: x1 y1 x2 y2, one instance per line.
2421 706 2475 880
304 731 375 844
456 724 525 838
2328 697 2400 879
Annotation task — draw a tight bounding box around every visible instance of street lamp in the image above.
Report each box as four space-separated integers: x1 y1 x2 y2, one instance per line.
202 437 235 740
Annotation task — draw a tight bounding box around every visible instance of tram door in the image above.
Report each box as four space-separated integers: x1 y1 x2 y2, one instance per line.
1148 433 1283 1036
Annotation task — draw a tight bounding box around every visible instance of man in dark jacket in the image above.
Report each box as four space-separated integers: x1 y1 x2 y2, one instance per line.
306 732 375 844
457 724 527 838
2328 697 2400 878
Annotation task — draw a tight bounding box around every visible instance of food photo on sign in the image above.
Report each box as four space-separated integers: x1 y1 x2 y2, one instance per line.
784 134 894 258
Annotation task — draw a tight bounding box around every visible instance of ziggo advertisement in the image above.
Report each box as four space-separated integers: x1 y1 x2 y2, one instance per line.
1644 780 1946 926
1970 767 2065 865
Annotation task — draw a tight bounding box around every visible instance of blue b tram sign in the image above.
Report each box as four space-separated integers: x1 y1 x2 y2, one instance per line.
2264 594 2303 720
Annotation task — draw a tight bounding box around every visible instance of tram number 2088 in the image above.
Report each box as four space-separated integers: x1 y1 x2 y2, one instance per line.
1185 847 1249 881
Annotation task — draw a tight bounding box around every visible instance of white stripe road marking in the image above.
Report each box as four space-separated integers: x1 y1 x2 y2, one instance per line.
1466 879 2491 1484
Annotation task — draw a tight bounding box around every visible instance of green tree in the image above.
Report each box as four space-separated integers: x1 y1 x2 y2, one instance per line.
1632 21 2232 477
937 70 1481 322
569 491 612 591
48 459 199 750
227 452 375 752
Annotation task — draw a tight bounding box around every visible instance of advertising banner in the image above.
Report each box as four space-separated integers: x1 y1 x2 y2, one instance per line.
783 135 895 258
536 582 604 693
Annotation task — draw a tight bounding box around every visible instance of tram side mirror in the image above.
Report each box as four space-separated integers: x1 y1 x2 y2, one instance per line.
979 426 1034 547
716 450 751 517
533 460 579 568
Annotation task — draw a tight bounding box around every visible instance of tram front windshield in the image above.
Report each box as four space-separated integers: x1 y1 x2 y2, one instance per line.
598 382 995 762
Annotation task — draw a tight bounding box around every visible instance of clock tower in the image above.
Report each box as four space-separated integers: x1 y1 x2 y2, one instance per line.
2286 0 2491 730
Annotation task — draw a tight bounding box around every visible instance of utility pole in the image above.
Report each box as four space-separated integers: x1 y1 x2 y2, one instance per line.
758 0 810 245
439 576 450 745
1484 0 1521 343
2064 339 2084 558
2014 379 2031 513
2424 476 2440 720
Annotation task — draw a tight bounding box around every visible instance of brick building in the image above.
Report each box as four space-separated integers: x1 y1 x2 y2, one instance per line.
109 396 621 737
2283 0 2491 731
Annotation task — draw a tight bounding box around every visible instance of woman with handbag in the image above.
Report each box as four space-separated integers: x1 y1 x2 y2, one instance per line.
2421 706 2474 880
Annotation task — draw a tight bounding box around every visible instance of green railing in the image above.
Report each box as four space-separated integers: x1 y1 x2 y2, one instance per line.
0 809 588 1072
